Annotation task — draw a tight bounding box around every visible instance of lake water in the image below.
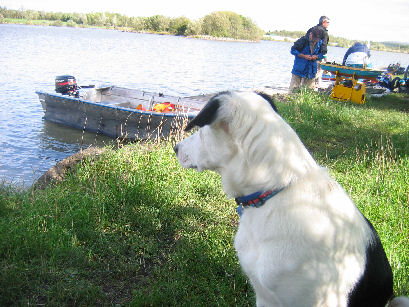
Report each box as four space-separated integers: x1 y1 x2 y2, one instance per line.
1 24 409 186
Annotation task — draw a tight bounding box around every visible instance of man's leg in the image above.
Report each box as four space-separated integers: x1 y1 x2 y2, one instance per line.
289 74 302 93
302 77 316 90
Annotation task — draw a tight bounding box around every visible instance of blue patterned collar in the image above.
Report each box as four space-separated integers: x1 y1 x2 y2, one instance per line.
235 188 284 217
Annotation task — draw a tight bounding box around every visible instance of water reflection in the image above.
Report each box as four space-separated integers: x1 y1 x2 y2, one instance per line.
40 120 115 151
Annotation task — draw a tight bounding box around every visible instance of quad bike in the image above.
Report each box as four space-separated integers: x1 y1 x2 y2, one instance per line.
387 63 406 75
377 65 409 93
397 65 409 93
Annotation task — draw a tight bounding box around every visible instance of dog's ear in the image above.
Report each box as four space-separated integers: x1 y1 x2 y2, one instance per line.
255 91 278 113
185 92 231 131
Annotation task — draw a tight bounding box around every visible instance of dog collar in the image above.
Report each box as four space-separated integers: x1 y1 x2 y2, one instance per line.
235 188 284 217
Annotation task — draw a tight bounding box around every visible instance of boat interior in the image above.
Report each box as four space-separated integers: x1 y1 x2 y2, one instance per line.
80 86 205 113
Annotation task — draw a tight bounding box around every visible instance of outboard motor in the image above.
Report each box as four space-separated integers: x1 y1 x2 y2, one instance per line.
55 75 79 97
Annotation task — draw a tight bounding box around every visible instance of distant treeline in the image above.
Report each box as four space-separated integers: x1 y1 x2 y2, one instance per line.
267 30 409 53
1 7 408 53
0 7 264 41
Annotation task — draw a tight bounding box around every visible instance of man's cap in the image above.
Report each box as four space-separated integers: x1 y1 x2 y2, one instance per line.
319 16 330 24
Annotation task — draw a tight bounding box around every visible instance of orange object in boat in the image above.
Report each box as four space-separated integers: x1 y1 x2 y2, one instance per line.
152 102 175 112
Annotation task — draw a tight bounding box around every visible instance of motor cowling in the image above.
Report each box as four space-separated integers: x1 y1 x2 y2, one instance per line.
55 75 78 97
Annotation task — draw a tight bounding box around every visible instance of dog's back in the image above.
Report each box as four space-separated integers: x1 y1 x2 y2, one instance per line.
234 168 393 307
348 217 393 307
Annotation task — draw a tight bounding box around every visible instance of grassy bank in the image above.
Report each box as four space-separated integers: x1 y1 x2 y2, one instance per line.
1 92 408 305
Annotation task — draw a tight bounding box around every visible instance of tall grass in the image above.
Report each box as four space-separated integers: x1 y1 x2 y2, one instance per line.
0 91 408 305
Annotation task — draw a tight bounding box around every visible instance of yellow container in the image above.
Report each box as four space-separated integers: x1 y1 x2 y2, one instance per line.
330 72 366 104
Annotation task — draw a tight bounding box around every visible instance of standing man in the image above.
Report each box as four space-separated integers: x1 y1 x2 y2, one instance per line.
307 16 330 87
289 27 326 92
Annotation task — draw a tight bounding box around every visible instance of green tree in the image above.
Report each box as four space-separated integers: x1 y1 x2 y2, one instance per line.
116 14 130 27
185 20 202 36
60 13 72 22
202 11 230 37
169 16 191 35
71 13 87 25
145 15 170 32
201 11 263 40
86 12 104 26
130 17 147 31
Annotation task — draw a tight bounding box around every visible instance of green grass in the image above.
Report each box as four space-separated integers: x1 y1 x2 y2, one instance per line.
1 91 408 305
2 18 104 28
3 18 56 26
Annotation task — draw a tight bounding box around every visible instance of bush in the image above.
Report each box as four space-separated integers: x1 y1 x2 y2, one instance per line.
50 20 63 27
65 19 77 27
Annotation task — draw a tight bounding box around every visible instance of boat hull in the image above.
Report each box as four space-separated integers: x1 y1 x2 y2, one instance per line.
37 91 198 140
320 63 383 80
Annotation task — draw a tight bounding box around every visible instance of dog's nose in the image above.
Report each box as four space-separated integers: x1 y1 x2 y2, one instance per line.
173 144 179 155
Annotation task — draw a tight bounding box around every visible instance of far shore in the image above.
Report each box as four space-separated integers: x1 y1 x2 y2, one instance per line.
2 19 408 54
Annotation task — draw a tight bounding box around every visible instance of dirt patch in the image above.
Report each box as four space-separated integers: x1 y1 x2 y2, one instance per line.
34 147 106 189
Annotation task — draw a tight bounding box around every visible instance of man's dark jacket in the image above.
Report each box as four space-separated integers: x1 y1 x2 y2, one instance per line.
306 24 328 54
291 36 325 79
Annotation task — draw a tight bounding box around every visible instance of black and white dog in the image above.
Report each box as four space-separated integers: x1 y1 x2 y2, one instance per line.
174 91 408 307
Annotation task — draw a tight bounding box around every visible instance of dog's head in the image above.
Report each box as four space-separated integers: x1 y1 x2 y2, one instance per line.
174 90 315 197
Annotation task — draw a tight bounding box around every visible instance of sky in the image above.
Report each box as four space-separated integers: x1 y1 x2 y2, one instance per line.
1 0 409 43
